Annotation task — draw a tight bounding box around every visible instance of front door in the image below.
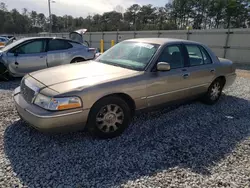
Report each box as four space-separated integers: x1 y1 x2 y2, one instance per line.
7 39 47 75
146 43 192 107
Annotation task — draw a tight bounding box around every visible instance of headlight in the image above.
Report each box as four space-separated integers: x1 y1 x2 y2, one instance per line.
34 94 82 111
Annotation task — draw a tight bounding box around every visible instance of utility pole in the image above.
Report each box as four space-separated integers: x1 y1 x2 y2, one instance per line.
48 0 52 33
48 0 55 33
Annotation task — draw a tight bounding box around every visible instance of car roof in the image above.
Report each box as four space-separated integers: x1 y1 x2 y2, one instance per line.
19 37 81 43
125 38 202 45
21 37 67 40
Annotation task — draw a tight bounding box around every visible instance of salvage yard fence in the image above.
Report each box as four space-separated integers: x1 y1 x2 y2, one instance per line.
9 28 250 65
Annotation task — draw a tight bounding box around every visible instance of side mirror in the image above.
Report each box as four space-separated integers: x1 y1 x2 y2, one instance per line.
157 62 171 71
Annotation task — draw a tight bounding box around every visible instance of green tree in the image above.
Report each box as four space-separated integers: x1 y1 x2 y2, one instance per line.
0 0 250 33
30 11 37 26
124 4 141 30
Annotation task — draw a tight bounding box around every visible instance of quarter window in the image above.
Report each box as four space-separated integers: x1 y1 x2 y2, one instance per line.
16 40 46 54
157 45 184 69
48 39 72 51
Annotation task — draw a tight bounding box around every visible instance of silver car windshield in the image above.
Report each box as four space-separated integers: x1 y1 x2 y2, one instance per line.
96 41 160 71
0 37 8 42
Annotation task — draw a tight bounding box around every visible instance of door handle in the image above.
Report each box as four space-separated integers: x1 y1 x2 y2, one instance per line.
210 69 215 73
15 62 19 65
40 56 44 58
183 73 190 79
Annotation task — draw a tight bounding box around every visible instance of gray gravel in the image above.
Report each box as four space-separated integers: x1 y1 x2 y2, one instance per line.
0 77 250 188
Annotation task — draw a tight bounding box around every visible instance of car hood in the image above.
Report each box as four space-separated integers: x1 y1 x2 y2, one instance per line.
29 61 139 93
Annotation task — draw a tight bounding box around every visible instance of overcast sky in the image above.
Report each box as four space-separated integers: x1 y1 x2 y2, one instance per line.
1 0 167 17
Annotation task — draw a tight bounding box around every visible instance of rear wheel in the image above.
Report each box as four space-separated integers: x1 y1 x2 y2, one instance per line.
202 79 224 105
87 96 131 139
70 57 85 64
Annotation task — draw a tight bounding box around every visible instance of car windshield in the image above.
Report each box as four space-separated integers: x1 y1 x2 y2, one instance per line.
0 37 8 42
1 38 25 51
95 41 160 71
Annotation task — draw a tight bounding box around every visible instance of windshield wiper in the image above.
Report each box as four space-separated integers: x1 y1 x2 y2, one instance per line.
98 59 142 71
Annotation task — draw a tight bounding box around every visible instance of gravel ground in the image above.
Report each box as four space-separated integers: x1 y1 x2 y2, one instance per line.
0 75 250 188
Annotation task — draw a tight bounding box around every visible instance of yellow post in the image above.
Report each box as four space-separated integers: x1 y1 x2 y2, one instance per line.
100 39 104 53
111 40 115 47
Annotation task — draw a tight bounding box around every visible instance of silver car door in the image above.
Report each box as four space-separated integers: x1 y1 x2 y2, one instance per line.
7 39 47 75
183 44 215 95
146 44 192 107
46 39 73 67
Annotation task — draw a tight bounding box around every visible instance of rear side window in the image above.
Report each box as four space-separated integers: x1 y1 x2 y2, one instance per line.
186 45 203 66
48 39 72 51
199 46 212 64
186 44 212 66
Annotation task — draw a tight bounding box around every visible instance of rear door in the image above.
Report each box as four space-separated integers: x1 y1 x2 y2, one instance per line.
183 43 215 95
46 39 73 67
7 39 47 75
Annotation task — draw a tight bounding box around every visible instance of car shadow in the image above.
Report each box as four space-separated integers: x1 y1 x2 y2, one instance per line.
3 94 250 187
235 63 250 71
0 78 21 91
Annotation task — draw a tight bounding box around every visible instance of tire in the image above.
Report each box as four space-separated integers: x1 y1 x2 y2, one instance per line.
0 64 11 81
87 96 131 139
202 78 224 105
70 58 85 64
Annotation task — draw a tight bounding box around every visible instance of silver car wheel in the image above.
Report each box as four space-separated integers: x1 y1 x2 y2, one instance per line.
96 104 124 133
210 82 221 100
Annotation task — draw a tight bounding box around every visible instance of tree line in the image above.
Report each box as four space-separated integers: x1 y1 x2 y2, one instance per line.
0 0 250 34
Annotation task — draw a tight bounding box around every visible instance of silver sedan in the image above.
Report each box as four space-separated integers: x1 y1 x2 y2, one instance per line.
0 37 96 79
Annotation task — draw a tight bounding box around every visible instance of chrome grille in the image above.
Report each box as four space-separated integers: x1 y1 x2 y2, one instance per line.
20 79 35 103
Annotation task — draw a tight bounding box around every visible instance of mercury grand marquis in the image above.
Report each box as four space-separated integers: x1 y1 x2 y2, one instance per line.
13 38 236 139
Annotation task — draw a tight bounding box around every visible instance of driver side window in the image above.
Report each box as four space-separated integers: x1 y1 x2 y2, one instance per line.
16 40 46 54
157 44 184 69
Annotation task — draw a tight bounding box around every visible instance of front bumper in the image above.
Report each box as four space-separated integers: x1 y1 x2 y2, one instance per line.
13 87 90 132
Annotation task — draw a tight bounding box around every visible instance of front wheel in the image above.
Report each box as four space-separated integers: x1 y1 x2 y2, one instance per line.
0 64 11 81
202 79 223 105
87 96 131 139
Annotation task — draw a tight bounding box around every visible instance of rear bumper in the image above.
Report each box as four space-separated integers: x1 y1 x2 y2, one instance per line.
13 87 90 133
224 73 237 89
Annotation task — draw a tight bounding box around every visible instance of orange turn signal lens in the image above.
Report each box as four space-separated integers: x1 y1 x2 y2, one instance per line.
57 103 81 110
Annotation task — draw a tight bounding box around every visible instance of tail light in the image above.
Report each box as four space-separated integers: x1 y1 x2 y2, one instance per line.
88 48 96 53
0 42 5 46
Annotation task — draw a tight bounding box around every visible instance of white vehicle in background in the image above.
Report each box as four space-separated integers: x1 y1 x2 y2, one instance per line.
0 29 100 80
0 37 10 49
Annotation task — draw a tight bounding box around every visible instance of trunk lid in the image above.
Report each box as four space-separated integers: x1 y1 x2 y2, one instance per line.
69 28 87 45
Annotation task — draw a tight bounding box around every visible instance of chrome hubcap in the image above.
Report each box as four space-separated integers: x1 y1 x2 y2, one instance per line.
211 82 221 100
96 104 124 133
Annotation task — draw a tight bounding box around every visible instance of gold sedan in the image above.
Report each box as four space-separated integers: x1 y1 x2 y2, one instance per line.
13 38 236 139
